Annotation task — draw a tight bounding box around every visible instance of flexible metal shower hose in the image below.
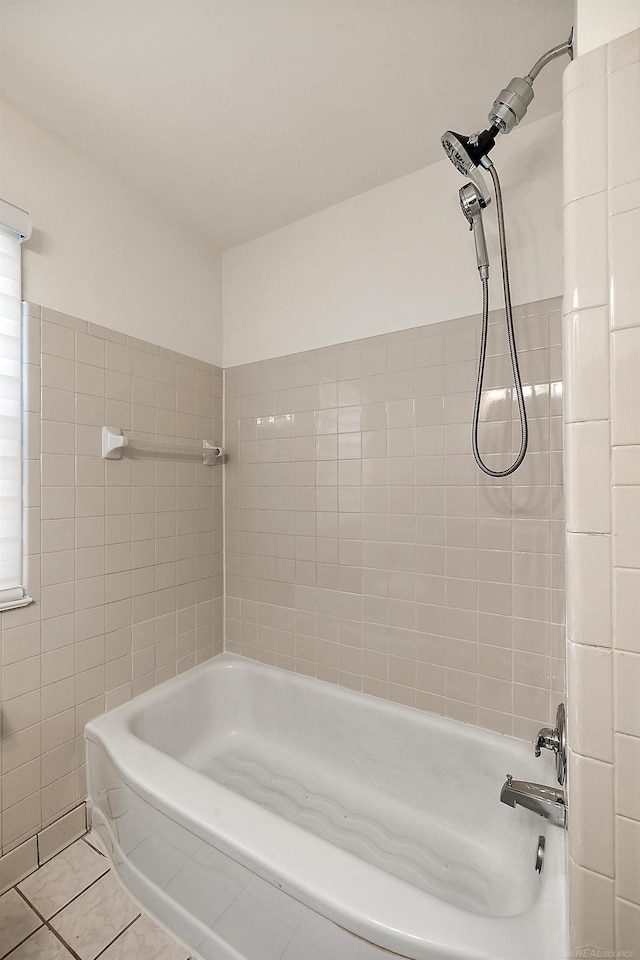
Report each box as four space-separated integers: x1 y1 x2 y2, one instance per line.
471 162 528 477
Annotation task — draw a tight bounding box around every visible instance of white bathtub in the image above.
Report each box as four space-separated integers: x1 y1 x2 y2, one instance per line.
86 653 566 960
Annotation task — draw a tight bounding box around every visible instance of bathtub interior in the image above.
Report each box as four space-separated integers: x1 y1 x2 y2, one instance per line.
127 657 551 919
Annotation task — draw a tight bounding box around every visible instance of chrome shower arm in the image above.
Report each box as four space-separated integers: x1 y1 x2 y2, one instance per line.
527 28 574 82
441 27 575 170
488 28 574 136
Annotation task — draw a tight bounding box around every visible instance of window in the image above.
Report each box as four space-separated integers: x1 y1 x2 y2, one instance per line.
0 198 32 610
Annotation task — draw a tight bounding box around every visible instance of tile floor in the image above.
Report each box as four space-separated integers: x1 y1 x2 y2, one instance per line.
0 833 192 960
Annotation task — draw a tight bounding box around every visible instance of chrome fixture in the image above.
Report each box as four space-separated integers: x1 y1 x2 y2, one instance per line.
101 426 223 465
441 129 496 179
489 31 574 135
534 702 567 786
535 835 545 874
441 29 573 478
458 183 490 280
500 775 567 828
441 29 574 174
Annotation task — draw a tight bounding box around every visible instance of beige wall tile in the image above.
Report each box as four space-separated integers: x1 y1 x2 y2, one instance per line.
3 657 41 702
225 301 562 737
566 533 612 646
616 896 640 952
564 41 640 954
611 213 640 335
565 421 611 534
615 733 640 821
567 641 613 763
613 486 640 568
569 751 614 877
612 445 640 485
564 309 609 423
614 651 640 737
616 816 640 906
569 859 615 952
2 792 42 852
563 78 608 204
0 306 222 855
564 192 609 313
614 569 640 653
0 836 38 894
608 60 640 190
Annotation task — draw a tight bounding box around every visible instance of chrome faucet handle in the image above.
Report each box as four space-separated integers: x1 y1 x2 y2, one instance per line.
534 727 559 757
534 703 566 785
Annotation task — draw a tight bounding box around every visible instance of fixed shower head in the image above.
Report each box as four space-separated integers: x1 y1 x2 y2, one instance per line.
441 128 498 175
442 131 474 175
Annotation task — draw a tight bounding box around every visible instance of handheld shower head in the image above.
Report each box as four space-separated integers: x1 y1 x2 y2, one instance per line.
459 181 487 224
458 183 489 279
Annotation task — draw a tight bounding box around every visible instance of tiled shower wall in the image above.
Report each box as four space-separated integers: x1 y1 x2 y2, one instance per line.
563 30 640 951
225 295 564 739
0 303 223 856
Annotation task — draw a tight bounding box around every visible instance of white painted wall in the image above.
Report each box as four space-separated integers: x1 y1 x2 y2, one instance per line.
223 112 563 368
576 0 640 54
0 101 223 365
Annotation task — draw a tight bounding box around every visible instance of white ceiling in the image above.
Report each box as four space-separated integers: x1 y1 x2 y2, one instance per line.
0 1 574 250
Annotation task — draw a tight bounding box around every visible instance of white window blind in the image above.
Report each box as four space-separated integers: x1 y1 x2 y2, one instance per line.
0 200 31 610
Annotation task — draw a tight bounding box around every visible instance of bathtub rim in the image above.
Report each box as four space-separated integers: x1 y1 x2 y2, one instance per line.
86 652 567 960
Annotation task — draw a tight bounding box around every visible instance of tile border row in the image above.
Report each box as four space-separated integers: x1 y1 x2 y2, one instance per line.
0 803 88 896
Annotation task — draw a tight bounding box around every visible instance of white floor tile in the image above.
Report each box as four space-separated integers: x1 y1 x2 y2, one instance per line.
17 839 108 920
0 889 41 958
49 871 139 960
6 834 190 960
98 914 190 960
6 926 73 960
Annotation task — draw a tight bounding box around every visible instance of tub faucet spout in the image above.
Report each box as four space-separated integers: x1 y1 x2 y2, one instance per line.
500 774 567 828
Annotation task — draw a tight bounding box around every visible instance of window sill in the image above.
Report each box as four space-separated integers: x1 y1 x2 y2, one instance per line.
0 595 34 613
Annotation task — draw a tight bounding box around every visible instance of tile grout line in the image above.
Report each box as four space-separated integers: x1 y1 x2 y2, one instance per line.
46 869 112 923
12 886 83 960
4 834 193 960
1 930 45 960
14 874 144 960
35 923 83 960
16 865 110 924
92 913 142 960
0 912 45 960
81 836 107 859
